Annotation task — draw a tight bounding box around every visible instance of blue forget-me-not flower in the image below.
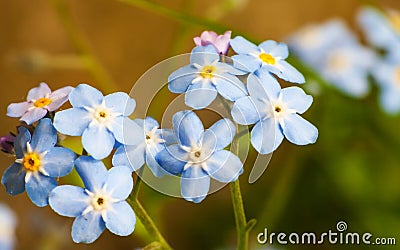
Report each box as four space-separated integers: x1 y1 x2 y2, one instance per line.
168 45 247 110
49 156 135 244
54 84 142 160
1 118 76 207
156 111 243 203
0 203 17 250
231 73 318 154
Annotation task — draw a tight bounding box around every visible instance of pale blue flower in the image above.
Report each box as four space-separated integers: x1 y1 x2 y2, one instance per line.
156 111 243 203
54 84 142 160
49 156 135 244
113 117 176 177
7 82 73 125
0 203 17 250
1 118 76 207
371 57 400 114
231 73 318 154
230 36 305 83
168 45 247 110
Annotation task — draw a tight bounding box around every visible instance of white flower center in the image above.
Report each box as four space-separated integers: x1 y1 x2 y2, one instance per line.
85 101 116 129
145 127 165 147
182 144 213 171
268 94 296 122
83 187 119 221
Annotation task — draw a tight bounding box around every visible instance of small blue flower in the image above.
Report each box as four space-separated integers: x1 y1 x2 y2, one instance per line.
156 111 243 203
371 57 400 114
113 117 176 177
357 7 400 53
54 84 142 160
230 36 305 83
49 156 135 244
231 73 318 154
168 45 247 110
1 118 76 207
0 203 17 250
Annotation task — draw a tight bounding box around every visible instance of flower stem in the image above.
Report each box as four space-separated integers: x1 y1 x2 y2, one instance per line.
127 196 172 250
49 0 119 92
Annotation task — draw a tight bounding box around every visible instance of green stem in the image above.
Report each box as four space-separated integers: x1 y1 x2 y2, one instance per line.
127 196 172 250
131 168 144 199
49 0 118 92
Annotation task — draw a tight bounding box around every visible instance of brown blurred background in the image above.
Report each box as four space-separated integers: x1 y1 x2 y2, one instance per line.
1 0 400 249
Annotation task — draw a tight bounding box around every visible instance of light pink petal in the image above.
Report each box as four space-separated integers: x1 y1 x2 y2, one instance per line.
7 102 31 117
193 37 202 46
47 86 74 111
214 31 232 55
20 108 47 125
27 83 51 101
200 31 218 42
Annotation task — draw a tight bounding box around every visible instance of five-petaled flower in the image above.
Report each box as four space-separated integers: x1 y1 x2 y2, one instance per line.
156 111 243 203
231 73 318 154
230 36 305 83
113 116 176 177
7 82 73 125
193 30 232 55
1 118 76 207
49 156 136 244
53 84 142 160
168 45 247 110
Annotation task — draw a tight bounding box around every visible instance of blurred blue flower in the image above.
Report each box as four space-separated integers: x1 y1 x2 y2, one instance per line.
49 156 135 244
156 111 243 203
1 118 76 207
371 57 400 114
357 7 400 53
54 84 142 160
230 36 305 83
168 45 247 110
231 73 318 154
7 82 73 125
0 203 17 250
113 117 176 177
288 19 375 97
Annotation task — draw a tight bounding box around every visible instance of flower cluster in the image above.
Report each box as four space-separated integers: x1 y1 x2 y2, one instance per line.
288 7 400 114
1 30 318 245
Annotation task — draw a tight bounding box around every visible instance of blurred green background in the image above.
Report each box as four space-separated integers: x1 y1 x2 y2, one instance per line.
1 0 400 249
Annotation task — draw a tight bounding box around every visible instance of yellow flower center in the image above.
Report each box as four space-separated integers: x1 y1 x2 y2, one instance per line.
94 109 110 122
389 11 400 33
259 53 276 65
34 98 52 108
23 153 41 172
200 66 216 78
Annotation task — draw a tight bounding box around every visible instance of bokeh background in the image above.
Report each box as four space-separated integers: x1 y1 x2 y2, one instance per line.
1 0 400 249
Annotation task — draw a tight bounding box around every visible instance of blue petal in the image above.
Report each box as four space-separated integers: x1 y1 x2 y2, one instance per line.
82 125 115 160
281 114 318 145
69 84 104 108
111 116 143 146
112 144 145 172
26 174 57 207
251 71 281 100
172 110 204 147
181 166 210 203
168 65 197 93
75 156 107 192
143 117 159 131
231 96 261 125
156 145 188 175
190 45 219 65
232 54 261 72
160 128 177 145
270 43 289 59
215 62 247 75
205 150 243 183
1 163 26 196
105 201 135 236
185 82 217 110
204 118 236 150
14 127 31 159
49 185 89 217
380 88 400 114
53 108 91 136
251 119 283 154
105 166 133 200
146 145 165 177
72 212 105 243
214 73 247 101
274 60 305 83
30 118 57 153
281 87 313 114
104 92 136 116
42 147 76 177
230 36 259 55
